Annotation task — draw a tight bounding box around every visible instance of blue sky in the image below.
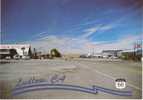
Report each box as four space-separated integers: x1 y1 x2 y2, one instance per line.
1 0 142 53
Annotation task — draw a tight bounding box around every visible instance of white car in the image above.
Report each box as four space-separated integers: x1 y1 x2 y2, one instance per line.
22 56 30 60
110 56 118 59
5 56 11 60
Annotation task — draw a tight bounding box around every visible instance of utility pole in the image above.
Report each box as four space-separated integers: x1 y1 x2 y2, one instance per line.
134 43 136 58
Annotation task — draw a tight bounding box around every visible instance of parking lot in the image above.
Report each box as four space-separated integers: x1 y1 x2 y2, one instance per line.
0 58 142 99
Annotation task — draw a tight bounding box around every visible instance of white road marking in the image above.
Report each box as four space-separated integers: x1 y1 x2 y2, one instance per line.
76 62 141 91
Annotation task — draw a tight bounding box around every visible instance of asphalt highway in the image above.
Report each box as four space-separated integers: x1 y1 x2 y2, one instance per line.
0 58 142 99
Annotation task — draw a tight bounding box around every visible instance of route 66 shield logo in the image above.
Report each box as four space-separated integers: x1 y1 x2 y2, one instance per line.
115 78 126 89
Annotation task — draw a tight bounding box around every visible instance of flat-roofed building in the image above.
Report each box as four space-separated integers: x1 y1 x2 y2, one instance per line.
0 44 31 59
102 50 123 57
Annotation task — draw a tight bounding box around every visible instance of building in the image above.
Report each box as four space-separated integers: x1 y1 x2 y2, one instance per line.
102 50 122 58
93 53 103 58
0 44 31 59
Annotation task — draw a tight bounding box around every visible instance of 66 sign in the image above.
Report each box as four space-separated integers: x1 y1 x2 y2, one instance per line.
115 78 126 89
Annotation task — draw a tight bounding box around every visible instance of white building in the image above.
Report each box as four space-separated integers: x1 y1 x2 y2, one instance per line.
102 50 123 58
0 44 31 58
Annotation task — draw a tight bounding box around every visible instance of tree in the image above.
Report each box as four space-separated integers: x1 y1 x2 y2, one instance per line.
9 49 17 58
28 47 32 58
32 48 37 59
50 48 61 57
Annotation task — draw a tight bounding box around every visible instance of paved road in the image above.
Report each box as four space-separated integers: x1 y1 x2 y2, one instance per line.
0 58 142 99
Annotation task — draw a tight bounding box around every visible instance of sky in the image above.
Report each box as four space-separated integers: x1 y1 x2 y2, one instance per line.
1 0 143 54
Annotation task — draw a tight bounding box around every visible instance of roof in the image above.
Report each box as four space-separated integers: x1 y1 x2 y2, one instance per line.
102 50 122 53
0 44 30 49
121 49 134 53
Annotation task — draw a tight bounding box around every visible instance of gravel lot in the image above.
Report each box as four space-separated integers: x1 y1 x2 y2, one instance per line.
0 58 142 99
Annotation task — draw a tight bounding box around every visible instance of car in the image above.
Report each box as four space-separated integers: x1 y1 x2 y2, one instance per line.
22 56 30 60
109 56 118 59
5 56 11 60
80 55 87 58
13 55 20 60
80 54 91 58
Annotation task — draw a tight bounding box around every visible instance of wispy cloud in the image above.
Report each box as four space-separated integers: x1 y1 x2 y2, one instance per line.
30 31 48 41
81 24 114 38
100 25 113 31
73 4 140 39
29 35 90 54
81 26 99 38
25 2 141 54
86 34 142 52
27 33 141 54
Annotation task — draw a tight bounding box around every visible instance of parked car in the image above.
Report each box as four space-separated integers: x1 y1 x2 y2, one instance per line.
109 56 118 59
22 56 30 60
13 54 20 60
80 55 87 58
80 54 91 58
5 56 11 60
